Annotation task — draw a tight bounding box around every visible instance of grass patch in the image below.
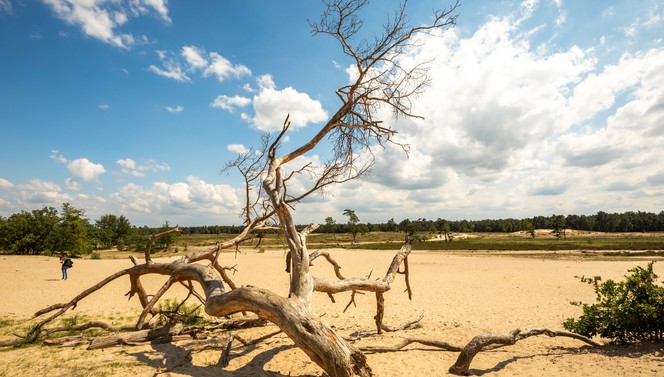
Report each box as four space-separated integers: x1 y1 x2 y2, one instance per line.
353 236 664 252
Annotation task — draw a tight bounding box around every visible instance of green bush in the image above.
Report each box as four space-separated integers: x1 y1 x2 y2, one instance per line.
563 262 664 343
157 299 206 326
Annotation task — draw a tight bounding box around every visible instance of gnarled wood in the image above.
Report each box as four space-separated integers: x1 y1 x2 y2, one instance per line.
448 328 602 375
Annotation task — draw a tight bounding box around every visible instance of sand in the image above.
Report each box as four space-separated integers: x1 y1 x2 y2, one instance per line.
0 250 662 376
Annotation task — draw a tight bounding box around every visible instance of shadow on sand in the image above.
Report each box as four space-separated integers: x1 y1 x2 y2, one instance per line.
127 340 320 377
466 342 664 376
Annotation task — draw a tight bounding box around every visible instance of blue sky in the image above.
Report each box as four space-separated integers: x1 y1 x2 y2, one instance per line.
0 0 663 227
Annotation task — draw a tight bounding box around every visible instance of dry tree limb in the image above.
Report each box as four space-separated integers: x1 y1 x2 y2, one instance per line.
88 323 184 350
144 226 181 264
214 316 269 330
361 337 463 353
136 276 177 329
44 335 90 347
448 328 601 375
379 313 424 333
43 321 117 337
218 334 235 368
310 249 346 279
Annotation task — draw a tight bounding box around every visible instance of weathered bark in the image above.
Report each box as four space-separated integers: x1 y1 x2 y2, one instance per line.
314 241 415 333
88 323 183 350
361 337 463 353
202 280 372 377
448 328 601 375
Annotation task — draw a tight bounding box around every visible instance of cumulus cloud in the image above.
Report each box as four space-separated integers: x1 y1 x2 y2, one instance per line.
116 158 170 178
148 50 190 82
210 95 251 112
64 178 80 191
204 52 251 82
227 144 249 154
50 151 105 182
247 75 328 132
42 0 169 49
110 176 241 216
289 1 664 222
15 179 71 204
149 45 251 83
0 177 13 190
67 158 106 181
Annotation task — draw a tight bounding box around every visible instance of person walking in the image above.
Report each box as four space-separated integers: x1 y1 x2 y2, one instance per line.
59 256 72 280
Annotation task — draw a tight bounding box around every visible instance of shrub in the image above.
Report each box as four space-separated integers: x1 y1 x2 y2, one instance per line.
157 299 206 326
90 251 102 259
563 262 664 343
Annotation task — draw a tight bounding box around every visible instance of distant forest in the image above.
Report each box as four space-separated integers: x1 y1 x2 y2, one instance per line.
178 211 664 235
2 204 663 256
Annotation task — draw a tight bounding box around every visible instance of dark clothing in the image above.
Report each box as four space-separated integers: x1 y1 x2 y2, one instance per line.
60 257 71 280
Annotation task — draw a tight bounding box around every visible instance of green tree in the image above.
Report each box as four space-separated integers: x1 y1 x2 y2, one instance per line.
436 218 452 241
93 214 133 249
322 216 337 238
398 218 415 242
154 220 179 250
0 207 59 255
385 218 398 232
342 209 361 243
52 203 93 256
551 214 566 240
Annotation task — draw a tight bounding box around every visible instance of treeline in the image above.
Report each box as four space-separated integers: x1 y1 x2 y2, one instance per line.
315 211 664 234
0 203 179 256
2 203 663 256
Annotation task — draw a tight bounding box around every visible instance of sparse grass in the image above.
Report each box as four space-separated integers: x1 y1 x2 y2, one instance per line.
0 317 15 330
354 235 664 252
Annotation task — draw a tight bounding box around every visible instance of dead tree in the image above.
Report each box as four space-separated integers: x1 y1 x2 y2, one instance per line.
27 1 461 376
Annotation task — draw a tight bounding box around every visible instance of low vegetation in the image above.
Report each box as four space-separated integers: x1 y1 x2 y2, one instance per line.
564 262 664 342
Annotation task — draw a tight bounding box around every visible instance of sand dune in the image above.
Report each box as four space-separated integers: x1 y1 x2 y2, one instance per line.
0 250 662 376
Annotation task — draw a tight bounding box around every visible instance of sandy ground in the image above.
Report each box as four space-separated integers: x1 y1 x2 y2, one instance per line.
0 250 662 377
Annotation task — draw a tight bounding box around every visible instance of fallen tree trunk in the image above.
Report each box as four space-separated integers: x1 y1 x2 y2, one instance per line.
88 323 184 350
448 327 601 375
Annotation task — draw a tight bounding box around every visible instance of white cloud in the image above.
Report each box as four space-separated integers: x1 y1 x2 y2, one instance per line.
117 158 170 177
65 178 80 191
16 179 71 204
50 151 105 182
110 176 241 217
250 84 328 132
181 45 208 70
287 4 664 223
0 177 13 190
227 144 249 154
43 0 168 49
134 0 170 23
165 105 183 113
99 103 109 110
210 95 251 112
257 74 275 90
150 45 250 83
148 51 190 82
67 158 106 181
203 52 251 82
